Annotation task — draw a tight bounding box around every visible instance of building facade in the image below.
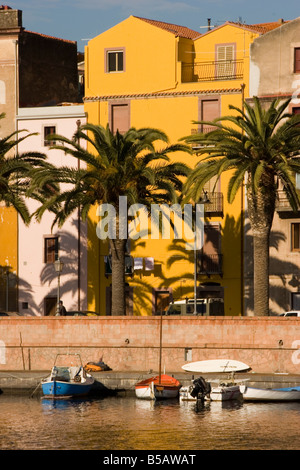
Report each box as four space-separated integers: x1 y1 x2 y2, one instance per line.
247 17 300 315
0 6 80 312
16 105 87 316
83 16 283 316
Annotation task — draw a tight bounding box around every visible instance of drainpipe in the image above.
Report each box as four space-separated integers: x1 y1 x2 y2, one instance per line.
76 119 81 310
240 83 245 316
14 38 19 313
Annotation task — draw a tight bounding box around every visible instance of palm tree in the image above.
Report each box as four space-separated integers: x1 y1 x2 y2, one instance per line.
31 123 191 315
0 113 56 224
182 97 300 316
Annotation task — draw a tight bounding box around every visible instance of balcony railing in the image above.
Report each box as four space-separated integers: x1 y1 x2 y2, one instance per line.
182 59 244 83
204 192 223 215
197 253 223 276
276 190 300 213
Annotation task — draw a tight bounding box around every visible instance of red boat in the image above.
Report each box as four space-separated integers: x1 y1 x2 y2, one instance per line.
135 374 181 399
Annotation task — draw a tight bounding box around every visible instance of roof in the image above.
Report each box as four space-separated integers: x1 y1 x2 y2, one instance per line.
133 16 200 39
228 20 289 34
23 29 76 44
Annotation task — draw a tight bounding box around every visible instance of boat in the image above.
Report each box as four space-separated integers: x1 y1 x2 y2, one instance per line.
135 374 182 399
179 376 242 402
135 310 181 400
240 385 300 402
182 359 251 373
42 354 95 398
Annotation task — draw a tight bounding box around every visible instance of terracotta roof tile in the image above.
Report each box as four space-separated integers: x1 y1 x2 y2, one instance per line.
133 16 200 39
84 88 242 101
23 30 76 44
227 20 289 34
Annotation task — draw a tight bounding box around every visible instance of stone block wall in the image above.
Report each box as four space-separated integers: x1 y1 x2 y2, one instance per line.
0 316 300 374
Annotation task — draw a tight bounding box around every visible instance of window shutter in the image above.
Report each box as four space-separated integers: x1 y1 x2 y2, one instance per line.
294 48 300 73
111 104 130 134
216 45 234 78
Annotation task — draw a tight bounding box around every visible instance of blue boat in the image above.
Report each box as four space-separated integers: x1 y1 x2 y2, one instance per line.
42 355 94 398
272 386 300 392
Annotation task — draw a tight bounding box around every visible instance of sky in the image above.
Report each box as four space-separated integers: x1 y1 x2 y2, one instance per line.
6 0 300 52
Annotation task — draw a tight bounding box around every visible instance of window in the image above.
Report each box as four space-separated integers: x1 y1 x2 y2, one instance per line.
44 236 58 263
198 224 222 274
294 48 300 73
201 98 219 133
291 223 300 251
106 49 124 73
216 44 235 79
109 101 130 134
44 126 56 146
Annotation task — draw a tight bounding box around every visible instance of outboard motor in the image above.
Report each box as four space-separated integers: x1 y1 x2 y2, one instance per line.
190 376 211 402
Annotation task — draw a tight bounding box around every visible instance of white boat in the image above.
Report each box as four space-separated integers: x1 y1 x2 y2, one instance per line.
240 385 300 402
182 359 250 373
179 376 242 402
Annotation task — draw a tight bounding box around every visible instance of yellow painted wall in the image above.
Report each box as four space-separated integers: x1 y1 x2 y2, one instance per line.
85 16 181 97
85 18 260 316
0 206 18 310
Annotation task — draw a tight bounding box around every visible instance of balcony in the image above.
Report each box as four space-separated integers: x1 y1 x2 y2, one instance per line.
203 192 223 216
181 59 244 83
197 253 223 276
276 190 300 215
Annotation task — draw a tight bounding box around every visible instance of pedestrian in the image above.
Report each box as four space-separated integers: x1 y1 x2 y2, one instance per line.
59 300 67 316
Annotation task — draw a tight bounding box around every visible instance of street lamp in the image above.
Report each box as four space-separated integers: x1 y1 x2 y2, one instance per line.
54 258 64 316
193 191 210 315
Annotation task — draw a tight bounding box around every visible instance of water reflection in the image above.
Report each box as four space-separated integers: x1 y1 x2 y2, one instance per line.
0 394 300 450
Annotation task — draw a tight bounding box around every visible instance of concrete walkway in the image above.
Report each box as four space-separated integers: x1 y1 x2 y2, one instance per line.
1 370 300 395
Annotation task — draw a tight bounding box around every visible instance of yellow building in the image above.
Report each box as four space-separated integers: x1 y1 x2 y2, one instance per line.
84 16 283 316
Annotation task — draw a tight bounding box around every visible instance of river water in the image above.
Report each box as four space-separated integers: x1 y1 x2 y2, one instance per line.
0 393 299 452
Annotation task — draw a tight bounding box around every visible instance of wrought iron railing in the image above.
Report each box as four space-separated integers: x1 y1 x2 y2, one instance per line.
204 192 223 215
181 59 244 83
197 253 223 275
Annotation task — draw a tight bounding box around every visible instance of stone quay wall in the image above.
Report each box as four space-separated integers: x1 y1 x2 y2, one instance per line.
0 316 300 374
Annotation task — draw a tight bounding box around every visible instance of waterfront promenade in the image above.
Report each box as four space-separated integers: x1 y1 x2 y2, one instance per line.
1 370 300 395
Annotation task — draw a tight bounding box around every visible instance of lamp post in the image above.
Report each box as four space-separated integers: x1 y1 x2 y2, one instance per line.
54 258 64 316
193 191 210 315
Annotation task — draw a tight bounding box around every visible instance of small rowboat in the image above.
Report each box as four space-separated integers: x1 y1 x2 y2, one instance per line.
135 374 181 400
42 354 94 398
240 385 300 402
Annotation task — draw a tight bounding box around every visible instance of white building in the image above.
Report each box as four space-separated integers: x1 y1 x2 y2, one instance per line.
16 104 87 316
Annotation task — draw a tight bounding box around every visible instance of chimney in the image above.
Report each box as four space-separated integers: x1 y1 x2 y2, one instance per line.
278 18 284 24
207 18 211 31
0 6 22 30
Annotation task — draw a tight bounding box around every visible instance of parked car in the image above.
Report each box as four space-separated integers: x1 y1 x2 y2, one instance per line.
279 311 300 317
0 311 22 316
65 310 99 317
164 298 224 316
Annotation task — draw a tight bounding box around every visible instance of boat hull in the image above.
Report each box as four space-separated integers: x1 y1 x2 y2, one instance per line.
135 374 181 400
180 384 241 402
182 359 250 373
42 365 94 398
241 386 300 402
42 378 94 398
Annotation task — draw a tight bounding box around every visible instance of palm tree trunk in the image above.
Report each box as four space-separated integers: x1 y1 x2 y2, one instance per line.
247 181 276 316
252 230 270 316
109 214 127 315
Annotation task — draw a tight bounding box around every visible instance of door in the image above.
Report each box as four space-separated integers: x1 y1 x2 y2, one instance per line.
44 297 57 316
110 103 130 134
